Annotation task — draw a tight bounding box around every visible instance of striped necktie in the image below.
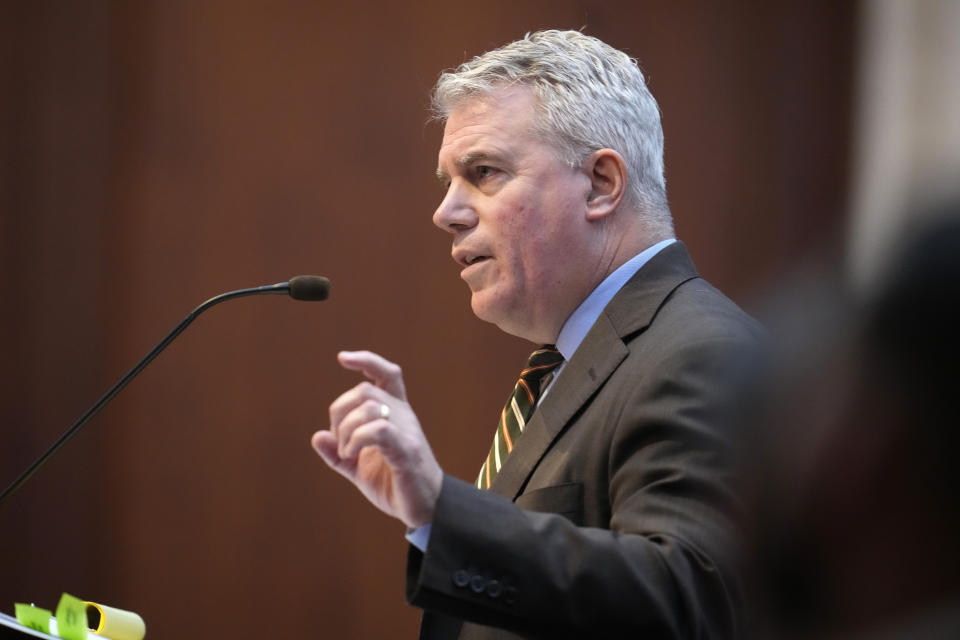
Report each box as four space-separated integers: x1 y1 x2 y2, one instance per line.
476 346 564 490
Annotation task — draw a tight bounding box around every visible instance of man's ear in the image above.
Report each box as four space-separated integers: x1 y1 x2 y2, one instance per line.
584 149 628 221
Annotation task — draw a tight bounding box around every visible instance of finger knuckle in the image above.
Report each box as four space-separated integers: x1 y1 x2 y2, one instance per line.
363 398 382 417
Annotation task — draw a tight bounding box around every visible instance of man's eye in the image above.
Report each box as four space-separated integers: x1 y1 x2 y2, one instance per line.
476 165 496 179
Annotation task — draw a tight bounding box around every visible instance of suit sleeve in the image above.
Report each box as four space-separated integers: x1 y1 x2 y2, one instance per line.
406 333 755 639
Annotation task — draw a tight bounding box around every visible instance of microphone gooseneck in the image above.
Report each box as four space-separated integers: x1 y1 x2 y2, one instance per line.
0 276 330 507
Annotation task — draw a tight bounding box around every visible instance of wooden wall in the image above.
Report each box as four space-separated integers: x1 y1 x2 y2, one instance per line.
1 2 855 637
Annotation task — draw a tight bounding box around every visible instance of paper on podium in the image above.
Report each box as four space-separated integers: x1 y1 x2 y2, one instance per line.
2 596 145 640
0 612 99 639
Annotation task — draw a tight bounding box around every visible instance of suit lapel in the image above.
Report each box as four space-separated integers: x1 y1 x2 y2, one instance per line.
489 242 700 500
490 314 627 499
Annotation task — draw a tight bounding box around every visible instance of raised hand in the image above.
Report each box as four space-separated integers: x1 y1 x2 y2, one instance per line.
312 350 443 528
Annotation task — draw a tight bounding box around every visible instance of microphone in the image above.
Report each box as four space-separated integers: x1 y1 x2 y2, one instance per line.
287 275 331 301
0 276 330 507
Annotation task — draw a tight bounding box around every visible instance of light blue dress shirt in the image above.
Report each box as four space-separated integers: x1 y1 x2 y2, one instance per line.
407 238 677 551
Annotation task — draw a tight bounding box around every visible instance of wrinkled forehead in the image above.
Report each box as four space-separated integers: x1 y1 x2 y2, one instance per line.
433 86 570 185
437 84 563 157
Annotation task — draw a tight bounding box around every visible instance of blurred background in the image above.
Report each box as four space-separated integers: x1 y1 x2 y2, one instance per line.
1 1 957 638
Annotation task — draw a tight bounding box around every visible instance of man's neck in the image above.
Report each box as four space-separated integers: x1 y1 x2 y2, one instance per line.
553 238 676 359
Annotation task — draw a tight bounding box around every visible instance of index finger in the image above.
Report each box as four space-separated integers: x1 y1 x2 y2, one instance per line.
337 350 407 400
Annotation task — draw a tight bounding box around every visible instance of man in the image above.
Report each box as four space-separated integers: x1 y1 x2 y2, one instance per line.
312 30 762 638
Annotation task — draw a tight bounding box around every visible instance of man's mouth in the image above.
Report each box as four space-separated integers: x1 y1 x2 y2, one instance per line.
465 255 490 266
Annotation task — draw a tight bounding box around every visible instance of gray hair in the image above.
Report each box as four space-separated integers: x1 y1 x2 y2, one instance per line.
432 30 671 226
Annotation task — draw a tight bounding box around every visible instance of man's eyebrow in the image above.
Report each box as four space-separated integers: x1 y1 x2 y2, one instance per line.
435 151 498 184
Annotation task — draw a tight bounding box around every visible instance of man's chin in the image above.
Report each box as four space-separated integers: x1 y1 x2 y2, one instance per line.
470 296 546 343
469 294 500 325
471 294 513 330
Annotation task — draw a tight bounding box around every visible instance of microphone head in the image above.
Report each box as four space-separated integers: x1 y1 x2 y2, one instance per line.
288 275 330 301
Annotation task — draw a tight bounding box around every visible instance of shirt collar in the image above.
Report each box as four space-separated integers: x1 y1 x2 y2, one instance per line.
555 238 676 361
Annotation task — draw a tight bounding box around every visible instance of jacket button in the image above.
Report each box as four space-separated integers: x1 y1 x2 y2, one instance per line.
453 570 469 588
503 586 518 604
486 579 502 599
469 575 486 593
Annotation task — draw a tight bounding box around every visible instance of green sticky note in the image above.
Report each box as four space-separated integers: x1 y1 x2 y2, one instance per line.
55 592 87 640
15 603 52 632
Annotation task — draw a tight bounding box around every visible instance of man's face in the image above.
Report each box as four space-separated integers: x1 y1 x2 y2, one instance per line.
433 87 595 343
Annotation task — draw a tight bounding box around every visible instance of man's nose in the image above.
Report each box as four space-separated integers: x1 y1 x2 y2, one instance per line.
433 181 478 233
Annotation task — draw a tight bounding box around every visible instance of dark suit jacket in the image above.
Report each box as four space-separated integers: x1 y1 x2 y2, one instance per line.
406 242 763 639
